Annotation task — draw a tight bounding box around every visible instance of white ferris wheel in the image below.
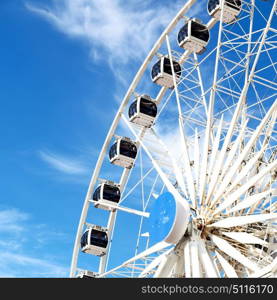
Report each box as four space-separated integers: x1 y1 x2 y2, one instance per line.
70 0 277 278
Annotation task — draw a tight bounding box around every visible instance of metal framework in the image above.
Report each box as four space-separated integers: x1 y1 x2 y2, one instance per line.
70 0 277 278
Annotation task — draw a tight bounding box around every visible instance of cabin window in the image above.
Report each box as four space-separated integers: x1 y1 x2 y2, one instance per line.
191 21 209 42
208 0 219 12
163 58 181 77
119 141 137 159
90 230 108 248
226 0 241 10
151 60 161 79
103 184 120 202
81 231 88 248
208 0 241 13
109 143 118 160
177 23 189 44
128 101 138 118
139 98 157 117
93 186 101 201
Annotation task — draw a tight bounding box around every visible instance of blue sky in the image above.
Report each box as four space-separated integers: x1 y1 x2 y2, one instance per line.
0 0 275 277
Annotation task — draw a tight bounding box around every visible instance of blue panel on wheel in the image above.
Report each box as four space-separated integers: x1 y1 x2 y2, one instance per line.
147 192 176 244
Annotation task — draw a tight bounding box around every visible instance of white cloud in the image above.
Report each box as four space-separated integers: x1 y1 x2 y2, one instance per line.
0 208 68 277
0 252 68 277
25 0 205 109
39 150 89 175
0 209 29 232
25 0 186 65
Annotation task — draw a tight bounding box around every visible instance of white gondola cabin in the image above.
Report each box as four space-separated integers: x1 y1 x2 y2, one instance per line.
177 19 209 54
80 225 108 257
151 56 182 88
93 181 121 211
109 137 137 169
208 0 241 23
128 94 157 128
77 270 97 278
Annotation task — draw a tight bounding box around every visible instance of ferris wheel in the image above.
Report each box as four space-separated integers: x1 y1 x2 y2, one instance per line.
70 0 277 278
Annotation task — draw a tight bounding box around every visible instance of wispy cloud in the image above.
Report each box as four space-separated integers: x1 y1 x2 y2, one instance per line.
26 0 181 63
0 209 29 232
39 150 89 175
25 0 204 104
0 208 68 277
0 252 68 277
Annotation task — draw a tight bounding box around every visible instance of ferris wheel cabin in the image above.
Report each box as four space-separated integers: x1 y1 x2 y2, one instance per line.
93 181 121 210
177 19 210 54
80 226 108 257
208 0 241 23
151 57 182 88
109 138 137 169
128 95 157 128
76 270 97 278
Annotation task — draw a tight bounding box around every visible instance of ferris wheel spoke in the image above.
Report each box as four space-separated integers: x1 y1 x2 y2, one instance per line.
153 251 178 278
119 167 154 205
263 43 277 73
210 0 276 153
208 213 277 229
219 141 267 193
226 145 269 190
253 74 277 94
253 3 271 24
222 232 269 247
199 0 239 202
259 189 277 212
207 115 224 183
211 234 259 272
122 114 191 221
130 171 163 267
99 241 172 278
245 0 277 83
183 240 192 278
166 35 197 207
219 119 249 180
149 128 189 199
193 128 200 195
172 253 185 278
261 109 277 149
250 83 268 117
198 104 212 206
90 200 149 218
179 96 207 130
198 239 218 277
250 257 277 278
218 55 245 95
190 239 202 277
215 251 238 278
212 159 277 215
228 190 273 214
212 145 268 210
193 53 208 115
139 248 173 278
205 95 246 206
144 172 162 211
190 239 204 278
209 101 277 211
